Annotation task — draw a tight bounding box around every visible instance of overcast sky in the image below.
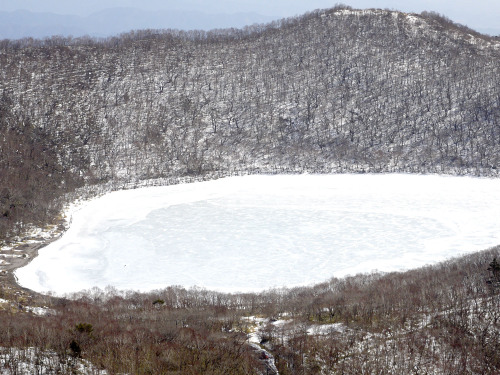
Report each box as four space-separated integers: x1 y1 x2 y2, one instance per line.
0 0 498 35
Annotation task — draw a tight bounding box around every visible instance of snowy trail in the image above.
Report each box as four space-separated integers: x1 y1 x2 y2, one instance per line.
14 174 500 295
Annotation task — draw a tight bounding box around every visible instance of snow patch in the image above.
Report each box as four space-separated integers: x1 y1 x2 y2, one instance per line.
25 306 56 316
0 347 106 375
307 323 345 335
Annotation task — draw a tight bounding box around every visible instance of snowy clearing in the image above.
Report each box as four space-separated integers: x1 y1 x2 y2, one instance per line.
14 174 500 295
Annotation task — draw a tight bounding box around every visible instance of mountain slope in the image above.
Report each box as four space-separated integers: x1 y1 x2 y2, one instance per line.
0 6 499 239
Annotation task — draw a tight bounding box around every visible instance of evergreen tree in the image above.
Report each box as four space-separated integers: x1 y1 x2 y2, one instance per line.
487 257 500 283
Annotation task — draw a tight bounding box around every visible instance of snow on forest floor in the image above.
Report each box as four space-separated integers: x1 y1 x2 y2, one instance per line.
0 347 107 375
13 174 500 295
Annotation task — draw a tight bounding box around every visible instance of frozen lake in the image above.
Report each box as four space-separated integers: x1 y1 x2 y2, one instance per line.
15 174 500 294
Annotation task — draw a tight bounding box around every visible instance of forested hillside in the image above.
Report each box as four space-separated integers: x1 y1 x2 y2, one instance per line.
1 6 500 239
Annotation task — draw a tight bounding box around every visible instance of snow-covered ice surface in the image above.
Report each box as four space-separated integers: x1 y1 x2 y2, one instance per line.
14 174 500 295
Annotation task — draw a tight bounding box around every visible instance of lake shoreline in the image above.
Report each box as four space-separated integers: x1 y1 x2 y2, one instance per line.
0 221 66 298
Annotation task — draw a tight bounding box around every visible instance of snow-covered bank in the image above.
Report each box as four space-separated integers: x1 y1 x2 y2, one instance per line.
14 174 500 295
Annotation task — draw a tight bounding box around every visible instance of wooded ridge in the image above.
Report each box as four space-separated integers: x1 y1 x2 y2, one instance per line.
1 6 499 240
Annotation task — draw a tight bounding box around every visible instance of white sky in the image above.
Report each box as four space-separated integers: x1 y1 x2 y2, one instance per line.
0 0 497 35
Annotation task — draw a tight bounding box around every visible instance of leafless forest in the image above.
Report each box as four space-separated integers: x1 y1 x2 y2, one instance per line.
1 247 500 373
1 5 500 374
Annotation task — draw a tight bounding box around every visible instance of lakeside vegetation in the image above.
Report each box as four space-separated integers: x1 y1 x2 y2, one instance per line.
1 247 499 373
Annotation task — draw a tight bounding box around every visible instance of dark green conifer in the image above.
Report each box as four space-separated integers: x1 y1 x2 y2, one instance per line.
487 257 500 282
